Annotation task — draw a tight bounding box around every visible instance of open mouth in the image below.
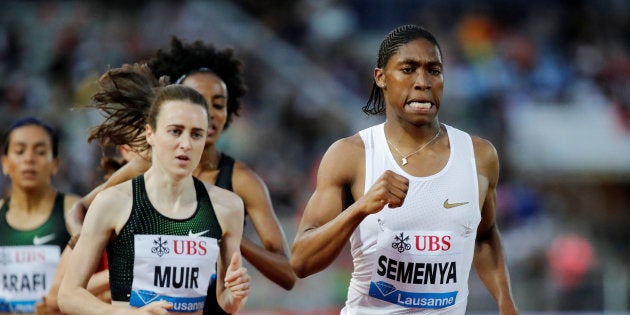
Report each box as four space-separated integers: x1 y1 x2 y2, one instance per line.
407 101 433 109
21 170 38 177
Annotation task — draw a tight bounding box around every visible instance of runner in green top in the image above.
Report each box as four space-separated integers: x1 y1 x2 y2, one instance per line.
0 117 80 315
65 38 295 314
58 63 250 315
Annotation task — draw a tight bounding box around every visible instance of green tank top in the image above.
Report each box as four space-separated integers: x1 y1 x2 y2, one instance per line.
0 193 69 313
107 175 223 302
0 193 69 248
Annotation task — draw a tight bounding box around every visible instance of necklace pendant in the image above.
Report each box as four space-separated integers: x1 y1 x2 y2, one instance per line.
401 157 408 166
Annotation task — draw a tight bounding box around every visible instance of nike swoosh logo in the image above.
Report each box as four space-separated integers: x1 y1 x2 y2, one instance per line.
33 233 56 245
443 199 469 209
188 230 209 238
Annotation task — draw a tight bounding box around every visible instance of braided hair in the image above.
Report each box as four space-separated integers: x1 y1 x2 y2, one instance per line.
363 25 442 116
147 37 247 129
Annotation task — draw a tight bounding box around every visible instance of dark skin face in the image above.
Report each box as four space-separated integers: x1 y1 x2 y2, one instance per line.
182 72 228 146
375 38 444 129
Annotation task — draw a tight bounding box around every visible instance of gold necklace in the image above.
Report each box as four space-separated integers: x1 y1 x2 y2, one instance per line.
387 126 441 166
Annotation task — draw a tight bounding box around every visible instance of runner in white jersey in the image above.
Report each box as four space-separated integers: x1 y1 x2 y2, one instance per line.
291 25 518 314
345 123 479 314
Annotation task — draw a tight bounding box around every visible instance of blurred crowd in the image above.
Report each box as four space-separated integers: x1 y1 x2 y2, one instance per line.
1 0 628 312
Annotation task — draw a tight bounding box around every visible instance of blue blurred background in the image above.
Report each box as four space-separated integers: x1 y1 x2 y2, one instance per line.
1 0 628 314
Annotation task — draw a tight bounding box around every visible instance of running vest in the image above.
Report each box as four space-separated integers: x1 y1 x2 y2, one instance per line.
214 153 235 192
342 124 481 315
203 153 234 315
107 176 222 313
0 193 69 313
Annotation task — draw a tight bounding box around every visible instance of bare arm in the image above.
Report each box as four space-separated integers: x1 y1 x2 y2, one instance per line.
66 157 151 238
290 137 409 278
232 164 296 290
41 245 71 314
62 194 80 235
44 194 88 312
58 183 171 315
210 186 250 314
472 137 518 315
44 247 111 313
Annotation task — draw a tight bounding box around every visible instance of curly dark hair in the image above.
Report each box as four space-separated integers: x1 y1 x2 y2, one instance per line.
147 37 247 129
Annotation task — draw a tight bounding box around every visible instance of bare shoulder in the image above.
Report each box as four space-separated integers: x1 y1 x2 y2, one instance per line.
205 182 244 215
322 134 364 168
471 136 499 183
231 160 271 208
204 182 244 232
100 179 133 197
91 180 133 211
329 134 365 154
471 136 499 165
80 180 134 235
232 160 265 188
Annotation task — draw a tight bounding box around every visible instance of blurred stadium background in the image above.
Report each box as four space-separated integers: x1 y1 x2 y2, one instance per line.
0 0 628 314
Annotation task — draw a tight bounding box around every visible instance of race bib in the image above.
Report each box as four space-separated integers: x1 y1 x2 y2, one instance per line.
368 229 463 309
0 245 60 313
130 234 219 313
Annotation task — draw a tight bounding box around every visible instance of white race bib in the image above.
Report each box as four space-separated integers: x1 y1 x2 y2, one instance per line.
368 229 463 309
130 234 219 313
0 245 60 313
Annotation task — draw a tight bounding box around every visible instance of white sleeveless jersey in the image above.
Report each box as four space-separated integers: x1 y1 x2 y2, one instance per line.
341 123 481 315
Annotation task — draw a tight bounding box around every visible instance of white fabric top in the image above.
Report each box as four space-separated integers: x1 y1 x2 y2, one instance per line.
129 234 219 313
341 123 481 315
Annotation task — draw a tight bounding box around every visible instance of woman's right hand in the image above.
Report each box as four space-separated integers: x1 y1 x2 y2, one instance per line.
360 170 409 214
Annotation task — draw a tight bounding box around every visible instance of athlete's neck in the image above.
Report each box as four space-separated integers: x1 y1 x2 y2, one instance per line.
385 120 442 147
143 170 197 217
8 185 56 214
